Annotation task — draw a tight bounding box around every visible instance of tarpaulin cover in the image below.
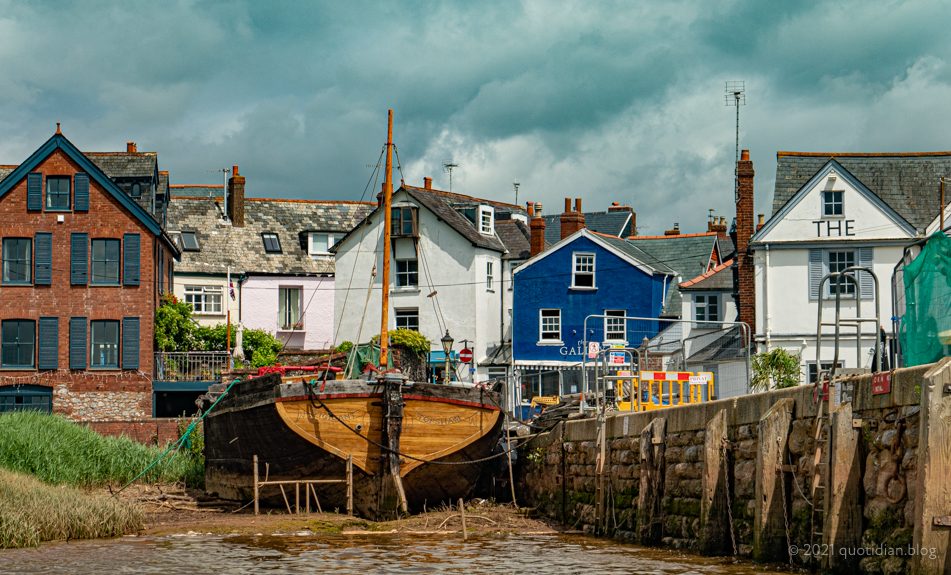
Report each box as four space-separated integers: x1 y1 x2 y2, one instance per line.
901 232 951 367
344 343 394 379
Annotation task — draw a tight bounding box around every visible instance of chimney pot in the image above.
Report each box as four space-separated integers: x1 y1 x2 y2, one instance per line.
232 165 239 176
527 202 534 217
424 177 432 190
741 149 749 161
564 198 571 212
756 213 765 231
126 141 136 153
664 223 680 236
612 202 619 206
560 198 586 240
534 202 542 215
574 198 582 213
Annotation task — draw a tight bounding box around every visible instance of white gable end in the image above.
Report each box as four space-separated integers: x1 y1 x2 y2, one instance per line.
757 165 915 243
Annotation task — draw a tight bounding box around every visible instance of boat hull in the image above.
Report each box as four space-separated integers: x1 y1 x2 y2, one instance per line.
204 374 504 518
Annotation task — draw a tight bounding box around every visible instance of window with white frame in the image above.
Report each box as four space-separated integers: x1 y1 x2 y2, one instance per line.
486 261 494 290
539 309 561 342
395 308 419 331
478 206 494 235
827 251 856 295
279 287 302 330
184 286 223 314
572 253 595 288
695 294 719 323
308 232 336 255
604 310 626 341
396 259 418 287
822 190 843 217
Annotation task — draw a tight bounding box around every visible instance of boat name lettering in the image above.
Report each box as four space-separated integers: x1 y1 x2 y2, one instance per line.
312 410 361 421
416 413 462 426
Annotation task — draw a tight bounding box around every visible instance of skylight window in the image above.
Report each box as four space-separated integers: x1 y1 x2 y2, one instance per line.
262 233 282 254
180 232 200 252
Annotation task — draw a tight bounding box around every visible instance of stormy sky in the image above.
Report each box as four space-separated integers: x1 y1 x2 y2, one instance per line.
2 1 950 235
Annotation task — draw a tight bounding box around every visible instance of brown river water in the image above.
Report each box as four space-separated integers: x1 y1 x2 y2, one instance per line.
1 533 797 574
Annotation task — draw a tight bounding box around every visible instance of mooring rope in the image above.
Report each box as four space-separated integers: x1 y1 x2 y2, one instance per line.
303 380 530 465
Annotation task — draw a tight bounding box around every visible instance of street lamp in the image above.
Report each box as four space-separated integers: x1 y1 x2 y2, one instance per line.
441 330 454 385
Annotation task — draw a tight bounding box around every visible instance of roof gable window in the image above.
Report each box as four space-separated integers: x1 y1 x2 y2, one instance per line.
571 252 596 289
391 207 418 237
262 233 282 254
46 177 70 211
822 190 843 217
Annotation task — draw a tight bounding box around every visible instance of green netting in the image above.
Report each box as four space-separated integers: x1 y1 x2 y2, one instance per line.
343 343 394 379
901 232 951 367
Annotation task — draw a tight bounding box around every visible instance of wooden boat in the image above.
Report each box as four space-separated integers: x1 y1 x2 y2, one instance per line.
204 373 504 519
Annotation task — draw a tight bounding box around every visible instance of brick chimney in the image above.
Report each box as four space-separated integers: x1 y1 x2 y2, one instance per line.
664 223 680 236
424 177 432 190
530 202 546 257
227 165 245 227
708 215 729 240
559 197 585 240
734 149 755 332
126 141 136 153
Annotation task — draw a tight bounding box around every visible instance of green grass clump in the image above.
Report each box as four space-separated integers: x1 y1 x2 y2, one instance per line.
0 411 203 488
0 468 142 548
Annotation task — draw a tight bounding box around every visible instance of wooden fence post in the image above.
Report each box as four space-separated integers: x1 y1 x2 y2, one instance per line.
753 397 794 563
914 358 951 575
637 417 666 545
700 409 730 555
826 401 862 574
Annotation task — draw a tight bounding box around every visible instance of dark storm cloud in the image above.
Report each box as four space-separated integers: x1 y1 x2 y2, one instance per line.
0 0 950 233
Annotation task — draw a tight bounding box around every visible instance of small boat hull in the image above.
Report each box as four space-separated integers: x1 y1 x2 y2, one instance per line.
204 374 504 518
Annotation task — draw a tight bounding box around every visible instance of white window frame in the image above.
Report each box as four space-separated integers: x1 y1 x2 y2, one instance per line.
826 250 856 297
821 190 844 218
539 309 562 343
694 294 719 323
486 261 494 291
395 308 419 331
279 287 302 330
184 285 223 315
308 232 336 256
571 252 596 289
604 310 626 342
396 259 418 288
478 205 494 235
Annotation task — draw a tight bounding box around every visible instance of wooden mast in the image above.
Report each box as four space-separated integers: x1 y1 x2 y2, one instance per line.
380 110 394 368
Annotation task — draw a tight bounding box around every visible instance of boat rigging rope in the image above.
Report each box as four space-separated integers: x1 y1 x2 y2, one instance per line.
303 380 530 466
112 378 240 498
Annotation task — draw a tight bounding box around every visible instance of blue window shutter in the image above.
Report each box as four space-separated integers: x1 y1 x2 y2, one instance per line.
859 247 874 299
123 234 140 286
27 173 42 210
38 317 58 370
71 233 88 285
74 173 89 211
808 249 823 300
34 233 52 285
122 317 139 370
69 317 86 370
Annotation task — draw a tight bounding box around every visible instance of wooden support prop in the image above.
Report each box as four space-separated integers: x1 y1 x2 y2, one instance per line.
347 455 354 516
826 401 863 574
914 357 951 575
460 498 467 541
253 455 259 516
311 484 322 513
279 484 292 514
306 480 310 514
753 397 794 563
637 417 666 546
700 409 730 555
295 482 300 515
379 378 408 518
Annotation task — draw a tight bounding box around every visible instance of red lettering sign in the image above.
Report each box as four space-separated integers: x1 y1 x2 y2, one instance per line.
872 372 891 395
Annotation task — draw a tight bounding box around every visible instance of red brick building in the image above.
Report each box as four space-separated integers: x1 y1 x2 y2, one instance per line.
0 127 180 441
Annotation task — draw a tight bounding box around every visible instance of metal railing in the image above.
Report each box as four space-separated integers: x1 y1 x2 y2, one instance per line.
154 352 232 382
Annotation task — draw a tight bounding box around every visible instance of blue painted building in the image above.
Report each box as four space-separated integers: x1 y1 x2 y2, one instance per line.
512 229 676 406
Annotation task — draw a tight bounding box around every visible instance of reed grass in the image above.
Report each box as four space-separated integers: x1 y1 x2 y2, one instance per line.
0 468 142 548
0 411 203 488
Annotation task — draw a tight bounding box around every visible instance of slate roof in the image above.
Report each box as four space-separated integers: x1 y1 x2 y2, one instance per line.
679 259 734 291
625 233 720 316
543 211 633 245
169 185 222 198
0 166 16 182
167 196 375 275
495 219 531 260
404 186 527 253
590 232 675 274
773 152 951 231
85 152 157 179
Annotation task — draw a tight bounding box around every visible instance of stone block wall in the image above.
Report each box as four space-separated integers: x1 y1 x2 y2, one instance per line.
516 362 936 574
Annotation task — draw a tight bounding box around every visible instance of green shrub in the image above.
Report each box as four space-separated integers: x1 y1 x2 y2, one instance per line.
154 294 198 352
334 341 354 354
750 347 802 391
242 328 284 368
195 323 237 352
387 329 430 358
0 411 203 488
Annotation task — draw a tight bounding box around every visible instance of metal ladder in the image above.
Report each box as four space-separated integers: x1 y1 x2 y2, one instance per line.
810 267 881 569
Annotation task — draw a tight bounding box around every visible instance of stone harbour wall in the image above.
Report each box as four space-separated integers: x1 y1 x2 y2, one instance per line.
516 360 949 575
54 385 151 422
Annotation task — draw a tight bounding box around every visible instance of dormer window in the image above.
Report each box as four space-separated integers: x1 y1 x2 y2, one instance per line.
131 182 142 198
262 233 282 254
391 206 418 237
180 232 200 252
308 232 336 255
478 206 494 235
822 191 843 217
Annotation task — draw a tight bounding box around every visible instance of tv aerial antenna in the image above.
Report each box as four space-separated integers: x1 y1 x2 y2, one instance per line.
442 160 459 192
208 167 232 218
513 179 521 206
725 81 746 203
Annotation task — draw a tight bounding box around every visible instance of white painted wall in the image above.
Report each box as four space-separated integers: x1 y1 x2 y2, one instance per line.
334 189 505 382
241 275 335 350
172 274 237 328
